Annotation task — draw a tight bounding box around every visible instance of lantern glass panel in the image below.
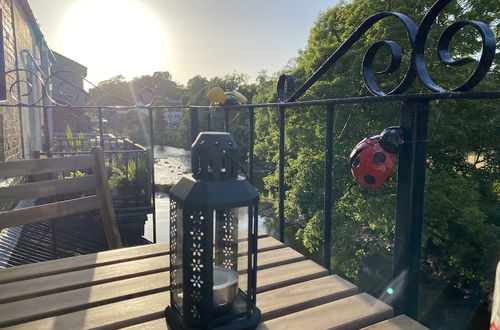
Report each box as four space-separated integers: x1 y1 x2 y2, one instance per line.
212 207 251 314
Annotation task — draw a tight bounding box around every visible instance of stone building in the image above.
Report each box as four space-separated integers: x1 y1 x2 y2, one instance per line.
50 51 91 135
0 0 50 161
0 1 87 161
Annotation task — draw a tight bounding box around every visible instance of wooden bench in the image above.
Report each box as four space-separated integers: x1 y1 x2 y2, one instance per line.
0 146 122 251
0 234 430 329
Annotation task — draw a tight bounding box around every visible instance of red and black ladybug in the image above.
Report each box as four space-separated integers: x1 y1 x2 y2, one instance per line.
349 127 403 190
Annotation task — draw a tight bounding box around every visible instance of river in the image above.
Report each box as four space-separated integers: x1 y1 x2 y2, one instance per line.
144 145 272 243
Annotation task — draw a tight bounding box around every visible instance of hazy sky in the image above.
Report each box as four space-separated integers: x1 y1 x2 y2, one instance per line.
28 0 339 85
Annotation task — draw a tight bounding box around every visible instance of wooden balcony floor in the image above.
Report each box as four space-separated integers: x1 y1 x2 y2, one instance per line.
0 234 428 329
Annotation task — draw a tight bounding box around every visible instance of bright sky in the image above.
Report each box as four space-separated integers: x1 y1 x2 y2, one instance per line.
28 0 339 85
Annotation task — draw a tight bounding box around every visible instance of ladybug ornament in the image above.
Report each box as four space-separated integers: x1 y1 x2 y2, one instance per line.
349 127 403 190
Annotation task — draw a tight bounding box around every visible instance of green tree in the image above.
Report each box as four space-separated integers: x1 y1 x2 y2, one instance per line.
254 0 499 326
179 73 260 156
87 72 184 146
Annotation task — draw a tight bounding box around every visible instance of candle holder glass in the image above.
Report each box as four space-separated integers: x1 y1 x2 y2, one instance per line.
165 132 261 329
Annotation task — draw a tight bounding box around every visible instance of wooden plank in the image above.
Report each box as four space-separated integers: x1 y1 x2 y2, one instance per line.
239 236 283 254
240 259 329 293
0 272 170 328
360 315 429 330
237 247 304 273
0 255 169 304
0 243 169 285
120 318 166 330
0 196 100 229
3 259 325 329
3 291 170 330
0 236 281 285
258 275 358 321
0 175 97 202
92 146 122 249
0 155 95 178
0 239 288 304
239 230 268 240
121 276 357 330
257 293 393 330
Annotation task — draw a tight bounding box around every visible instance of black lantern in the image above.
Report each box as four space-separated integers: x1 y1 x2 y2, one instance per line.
165 132 261 329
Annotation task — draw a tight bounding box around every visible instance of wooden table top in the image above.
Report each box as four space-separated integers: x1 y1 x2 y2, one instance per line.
0 235 428 329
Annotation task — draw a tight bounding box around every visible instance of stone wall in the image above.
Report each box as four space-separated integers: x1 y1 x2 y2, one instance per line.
0 0 45 161
0 0 22 161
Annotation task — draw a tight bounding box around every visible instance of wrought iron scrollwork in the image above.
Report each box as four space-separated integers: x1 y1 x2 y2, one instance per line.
277 0 497 102
415 0 496 92
5 69 46 105
4 68 156 107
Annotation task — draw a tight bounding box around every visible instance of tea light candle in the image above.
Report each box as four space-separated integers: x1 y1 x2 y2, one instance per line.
213 267 239 310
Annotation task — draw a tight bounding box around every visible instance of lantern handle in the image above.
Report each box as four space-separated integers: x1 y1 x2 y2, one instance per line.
222 149 250 180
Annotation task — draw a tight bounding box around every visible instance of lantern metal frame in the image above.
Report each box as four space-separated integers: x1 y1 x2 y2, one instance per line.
165 132 260 330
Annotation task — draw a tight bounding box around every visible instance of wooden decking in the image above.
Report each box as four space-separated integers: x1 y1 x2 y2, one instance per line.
0 234 428 329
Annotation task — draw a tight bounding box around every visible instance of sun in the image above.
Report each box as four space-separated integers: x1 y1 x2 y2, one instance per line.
57 0 169 84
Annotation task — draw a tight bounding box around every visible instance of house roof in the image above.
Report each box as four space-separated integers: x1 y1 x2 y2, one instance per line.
52 51 88 77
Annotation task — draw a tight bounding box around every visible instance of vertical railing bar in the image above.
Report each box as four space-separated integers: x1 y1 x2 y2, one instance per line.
135 151 139 188
148 107 157 243
145 148 153 212
393 100 429 318
207 109 212 131
42 107 51 156
190 107 200 144
278 105 286 243
248 107 255 184
224 107 229 132
98 108 104 149
125 152 130 181
323 104 335 272
247 205 254 307
252 203 259 303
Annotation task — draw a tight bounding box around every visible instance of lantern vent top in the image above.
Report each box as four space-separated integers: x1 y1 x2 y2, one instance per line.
191 132 239 181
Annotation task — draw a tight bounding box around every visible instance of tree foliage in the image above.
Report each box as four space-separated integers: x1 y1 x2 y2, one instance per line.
253 0 499 323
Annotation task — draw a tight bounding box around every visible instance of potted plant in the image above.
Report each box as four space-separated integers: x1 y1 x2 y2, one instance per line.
108 158 147 197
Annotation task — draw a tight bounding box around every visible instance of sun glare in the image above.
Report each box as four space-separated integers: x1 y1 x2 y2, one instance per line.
58 0 169 84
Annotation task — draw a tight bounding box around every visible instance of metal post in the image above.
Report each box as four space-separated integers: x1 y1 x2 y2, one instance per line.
42 107 51 156
393 100 429 318
278 105 286 243
248 107 255 184
323 104 335 272
190 107 199 144
148 107 157 243
250 203 259 303
224 107 229 132
207 110 212 131
98 108 104 149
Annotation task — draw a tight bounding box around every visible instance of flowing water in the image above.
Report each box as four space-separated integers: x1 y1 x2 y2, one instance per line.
144 146 271 243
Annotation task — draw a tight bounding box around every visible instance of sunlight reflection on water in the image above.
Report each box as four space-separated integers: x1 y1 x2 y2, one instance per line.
145 146 268 243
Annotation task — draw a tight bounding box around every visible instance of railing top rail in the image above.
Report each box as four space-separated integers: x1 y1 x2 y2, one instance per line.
122 138 148 151
1 90 499 112
42 150 148 156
